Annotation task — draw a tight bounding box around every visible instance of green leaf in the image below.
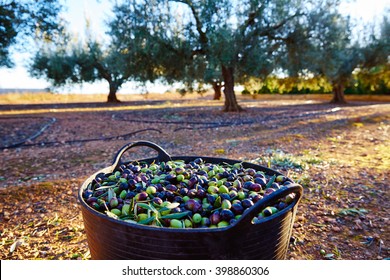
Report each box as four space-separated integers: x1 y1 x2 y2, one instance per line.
160 211 191 219
107 188 116 201
123 219 138 224
266 175 276 188
137 216 156 225
324 253 335 259
105 211 119 220
136 203 153 211
164 202 180 209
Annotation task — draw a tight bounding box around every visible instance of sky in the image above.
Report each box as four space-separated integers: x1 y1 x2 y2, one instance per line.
0 0 389 94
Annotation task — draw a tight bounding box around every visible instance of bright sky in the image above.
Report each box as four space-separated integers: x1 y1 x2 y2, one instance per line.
0 0 389 94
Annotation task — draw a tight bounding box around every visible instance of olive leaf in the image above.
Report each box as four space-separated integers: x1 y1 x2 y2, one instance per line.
214 196 221 208
105 211 119 220
160 211 191 219
137 216 156 225
164 202 180 209
136 203 153 211
107 188 116 201
123 219 138 224
266 175 276 188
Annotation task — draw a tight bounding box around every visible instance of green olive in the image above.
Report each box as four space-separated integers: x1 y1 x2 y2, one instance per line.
170 219 183 228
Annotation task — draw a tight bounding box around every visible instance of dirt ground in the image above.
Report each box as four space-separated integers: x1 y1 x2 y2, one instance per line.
0 92 389 260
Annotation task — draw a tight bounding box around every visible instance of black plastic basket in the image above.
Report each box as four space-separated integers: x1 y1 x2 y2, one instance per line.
78 141 303 259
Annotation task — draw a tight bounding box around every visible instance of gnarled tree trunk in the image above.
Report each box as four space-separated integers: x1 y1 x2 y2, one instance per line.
107 81 121 103
330 82 347 104
221 65 243 112
212 81 222 100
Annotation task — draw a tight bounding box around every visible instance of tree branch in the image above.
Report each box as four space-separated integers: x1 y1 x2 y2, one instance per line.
170 0 208 47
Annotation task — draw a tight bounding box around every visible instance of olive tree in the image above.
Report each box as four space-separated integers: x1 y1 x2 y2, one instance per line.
110 0 337 111
30 27 138 103
296 10 390 103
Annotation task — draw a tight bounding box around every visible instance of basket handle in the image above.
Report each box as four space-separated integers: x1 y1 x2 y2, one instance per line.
112 141 172 169
232 184 303 229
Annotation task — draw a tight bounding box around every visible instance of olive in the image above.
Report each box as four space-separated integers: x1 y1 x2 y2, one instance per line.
241 199 254 209
185 199 201 213
276 201 287 210
285 193 295 204
179 187 189 196
221 199 232 210
220 209 234 221
127 179 137 189
176 174 184 182
184 219 193 228
207 186 219 194
193 213 202 224
165 191 175 202
110 209 122 216
194 158 203 164
109 197 118 208
152 197 163 205
243 181 254 189
170 219 183 228
122 204 131 216
218 185 229 194
231 203 244 215
135 191 148 201
210 211 221 225
201 217 211 227
119 190 127 200
249 183 261 192
276 175 286 183
217 221 229 227
165 184 178 192
173 196 184 203
251 193 263 203
171 207 182 213
165 174 177 183
254 177 267 188
91 202 100 210
87 197 98 204
237 191 246 200
188 176 198 188
207 194 216 205
262 206 279 217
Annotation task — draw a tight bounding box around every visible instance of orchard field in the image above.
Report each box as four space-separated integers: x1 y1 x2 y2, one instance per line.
0 92 389 260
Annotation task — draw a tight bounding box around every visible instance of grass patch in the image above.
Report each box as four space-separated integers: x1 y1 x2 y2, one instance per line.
251 149 323 171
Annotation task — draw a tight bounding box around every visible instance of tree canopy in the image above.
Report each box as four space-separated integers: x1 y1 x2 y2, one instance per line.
26 0 389 107
109 0 355 111
0 0 63 67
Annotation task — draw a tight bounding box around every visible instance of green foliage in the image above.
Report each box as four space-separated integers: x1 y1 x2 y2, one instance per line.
109 0 342 110
0 0 63 67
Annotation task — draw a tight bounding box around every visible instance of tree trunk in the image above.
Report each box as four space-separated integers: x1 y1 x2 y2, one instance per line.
107 81 121 103
330 82 347 104
212 81 222 100
221 65 243 112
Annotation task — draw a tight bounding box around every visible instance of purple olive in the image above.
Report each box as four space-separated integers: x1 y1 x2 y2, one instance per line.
241 199 254 209
152 197 163 205
249 183 261 192
220 209 235 221
231 203 244 215
254 177 267 188
210 211 221 225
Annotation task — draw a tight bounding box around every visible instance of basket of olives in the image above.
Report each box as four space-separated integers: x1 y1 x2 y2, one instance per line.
79 141 303 259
